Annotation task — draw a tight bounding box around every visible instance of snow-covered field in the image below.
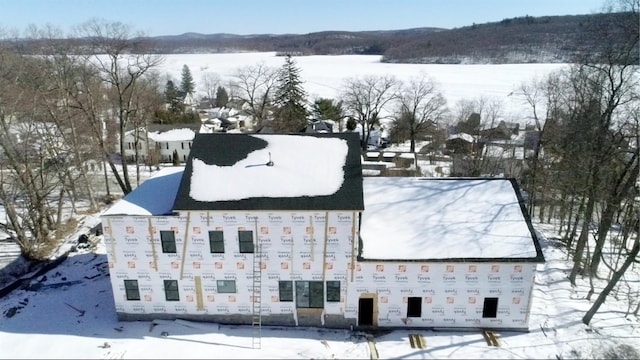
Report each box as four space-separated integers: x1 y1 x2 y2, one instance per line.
157 52 567 126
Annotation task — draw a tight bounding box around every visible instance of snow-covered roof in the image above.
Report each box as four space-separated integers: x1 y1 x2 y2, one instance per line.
447 133 475 143
102 167 184 216
173 132 364 211
147 128 195 142
359 177 542 261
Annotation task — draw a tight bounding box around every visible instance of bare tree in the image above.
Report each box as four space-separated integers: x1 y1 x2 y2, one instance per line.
230 63 279 130
341 75 399 151
394 74 448 152
201 72 222 107
75 19 164 195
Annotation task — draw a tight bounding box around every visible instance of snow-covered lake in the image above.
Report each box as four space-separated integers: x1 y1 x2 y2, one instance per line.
157 52 568 126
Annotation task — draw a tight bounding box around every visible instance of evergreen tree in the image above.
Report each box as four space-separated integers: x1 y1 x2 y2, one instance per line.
272 55 308 133
164 80 184 114
312 98 344 121
180 64 195 98
215 86 229 108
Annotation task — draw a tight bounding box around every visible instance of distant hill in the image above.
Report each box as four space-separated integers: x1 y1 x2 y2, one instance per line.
4 12 638 64
138 12 637 64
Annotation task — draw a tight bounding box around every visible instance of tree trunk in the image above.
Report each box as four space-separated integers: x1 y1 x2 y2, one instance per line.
582 236 639 325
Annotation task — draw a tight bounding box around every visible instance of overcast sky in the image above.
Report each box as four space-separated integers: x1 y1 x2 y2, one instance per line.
1 0 608 37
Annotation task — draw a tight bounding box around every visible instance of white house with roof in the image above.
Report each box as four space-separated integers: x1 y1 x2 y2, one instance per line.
122 127 196 163
101 132 543 331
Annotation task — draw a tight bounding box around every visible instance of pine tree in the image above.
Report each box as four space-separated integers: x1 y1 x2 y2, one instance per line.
164 80 183 114
215 86 229 108
272 55 308 133
180 64 195 98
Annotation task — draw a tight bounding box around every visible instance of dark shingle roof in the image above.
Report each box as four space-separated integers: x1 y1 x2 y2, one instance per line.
173 132 364 211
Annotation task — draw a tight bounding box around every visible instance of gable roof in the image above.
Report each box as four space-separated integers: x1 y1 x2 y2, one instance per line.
359 177 544 262
173 132 364 211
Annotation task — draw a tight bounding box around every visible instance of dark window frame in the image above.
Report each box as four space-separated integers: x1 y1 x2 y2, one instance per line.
208 230 225 253
217 280 237 293
238 230 254 253
326 281 341 302
279 281 293 302
160 230 177 253
164 280 180 301
295 281 324 309
124 279 140 301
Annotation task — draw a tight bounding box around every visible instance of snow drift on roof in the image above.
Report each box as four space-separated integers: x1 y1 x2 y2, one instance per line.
189 134 348 202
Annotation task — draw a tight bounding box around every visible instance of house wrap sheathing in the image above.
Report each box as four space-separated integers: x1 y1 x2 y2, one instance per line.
101 132 544 330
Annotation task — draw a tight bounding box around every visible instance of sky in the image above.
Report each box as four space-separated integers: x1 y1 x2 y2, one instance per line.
0 0 608 37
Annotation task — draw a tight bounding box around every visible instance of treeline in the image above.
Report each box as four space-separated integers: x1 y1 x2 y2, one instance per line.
6 12 637 64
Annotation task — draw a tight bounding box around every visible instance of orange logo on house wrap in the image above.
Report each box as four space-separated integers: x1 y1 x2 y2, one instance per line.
425 297 432 304
468 265 477 272
271 295 279 302
447 297 455 304
281 262 289 270
260 262 267 270
260 227 268 234
380 296 388 303
446 265 454 272
148 261 157 269
328 227 337 234
398 264 406 272
303 262 311 270
171 226 179 233
513 297 521 304
127 261 135 269
215 226 223 231
109 262 114 268
192 227 201 234
325 262 333 270
215 262 223 269
514 265 522 272
193 262 201 269
228 295 236 302
207 295 215 302
237 262 245 270
421 265 430 272
171 261 179 269
376 264 384 272
186 295 194 302
306 226 314 234
283 227 291 234
126 226 135 234
144 294 152 302
469 297 476 304
492 265 500 272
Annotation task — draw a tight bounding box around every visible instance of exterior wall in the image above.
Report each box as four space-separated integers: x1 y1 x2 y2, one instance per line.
347 261 536 330
158 140 192 163
102 210 358 328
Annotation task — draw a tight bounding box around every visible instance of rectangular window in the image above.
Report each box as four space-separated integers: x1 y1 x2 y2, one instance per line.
482 297 499 318
407 296 422 317
181 142 184 149
208 230 225 253
164 280 179 301
295 281 324 308
326 281 340 302
279 281 293 302
124 280 140 301
217 280 236 293
160 230 177 253
238 230 254 253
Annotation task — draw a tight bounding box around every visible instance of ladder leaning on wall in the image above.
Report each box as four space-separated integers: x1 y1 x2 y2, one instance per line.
251 243 263 349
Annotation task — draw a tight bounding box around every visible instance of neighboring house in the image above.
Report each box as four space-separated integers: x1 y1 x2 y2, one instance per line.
101 132 543 331
122 125 198 163
302 119 334 133
446 133 476 154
